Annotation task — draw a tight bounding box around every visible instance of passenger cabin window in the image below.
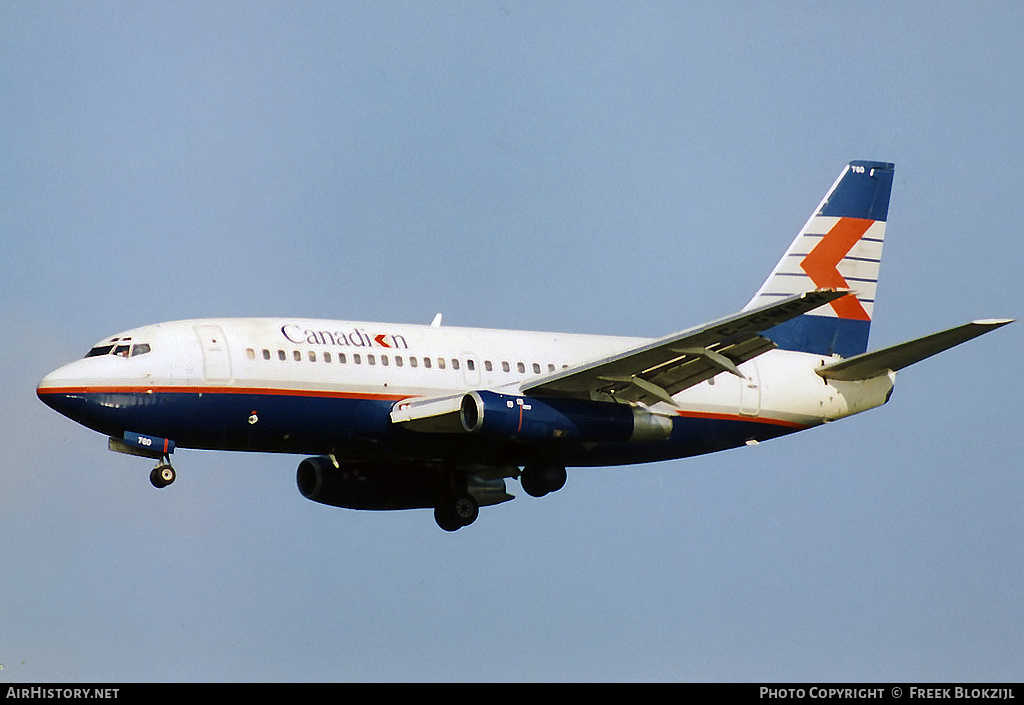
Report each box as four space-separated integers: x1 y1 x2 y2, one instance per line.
237 350 557 374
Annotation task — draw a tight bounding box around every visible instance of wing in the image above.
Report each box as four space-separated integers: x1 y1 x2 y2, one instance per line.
390 289 848 429
523 289 849 406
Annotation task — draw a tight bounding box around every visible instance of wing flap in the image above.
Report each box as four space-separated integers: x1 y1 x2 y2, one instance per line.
815 319 1013 381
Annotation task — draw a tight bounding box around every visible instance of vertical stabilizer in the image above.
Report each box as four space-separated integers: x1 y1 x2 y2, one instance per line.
744 160 895 357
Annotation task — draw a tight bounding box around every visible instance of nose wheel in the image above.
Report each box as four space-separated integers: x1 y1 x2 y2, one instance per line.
150 462 176 489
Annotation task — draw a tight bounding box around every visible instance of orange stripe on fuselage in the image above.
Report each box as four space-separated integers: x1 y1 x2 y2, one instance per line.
673 409 809 430
36 385 411 402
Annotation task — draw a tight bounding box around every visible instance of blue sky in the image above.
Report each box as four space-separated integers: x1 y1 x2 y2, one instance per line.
2 2 1021 682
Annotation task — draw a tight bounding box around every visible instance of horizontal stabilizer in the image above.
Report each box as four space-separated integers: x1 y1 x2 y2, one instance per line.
815 319 1013 381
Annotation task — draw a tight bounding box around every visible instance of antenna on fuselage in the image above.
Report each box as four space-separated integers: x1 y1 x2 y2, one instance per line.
430 313 442 327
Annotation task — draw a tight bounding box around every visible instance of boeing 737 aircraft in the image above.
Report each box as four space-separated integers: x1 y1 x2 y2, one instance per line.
38 161 1011 530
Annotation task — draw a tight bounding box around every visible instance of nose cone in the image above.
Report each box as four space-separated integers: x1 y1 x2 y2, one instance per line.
38 356 145 442
37 360 124 439
37 363 78 416
37 375 53 406
37 358 103 424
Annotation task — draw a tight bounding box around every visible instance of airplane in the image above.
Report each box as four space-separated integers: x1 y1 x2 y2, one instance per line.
37 160 1012 531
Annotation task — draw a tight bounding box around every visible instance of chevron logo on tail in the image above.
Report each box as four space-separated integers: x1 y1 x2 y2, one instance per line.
744 161 895 357
800 216 875 321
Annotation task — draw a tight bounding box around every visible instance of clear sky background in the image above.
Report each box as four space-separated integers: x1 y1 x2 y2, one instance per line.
2 2 1021 683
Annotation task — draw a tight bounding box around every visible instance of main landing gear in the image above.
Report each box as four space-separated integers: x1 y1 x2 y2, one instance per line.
150 459 176 488
434 491 479 532
433 468 482 532
519 463 566 498
431 463 568 531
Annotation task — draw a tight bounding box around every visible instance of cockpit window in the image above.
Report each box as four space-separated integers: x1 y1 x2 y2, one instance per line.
85 344 115 358
84 337 152 358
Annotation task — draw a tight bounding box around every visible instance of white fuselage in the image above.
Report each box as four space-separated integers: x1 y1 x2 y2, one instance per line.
38 317 895 465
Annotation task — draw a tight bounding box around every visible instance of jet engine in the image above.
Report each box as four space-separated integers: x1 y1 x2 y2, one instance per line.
296 456 511 512
459 390 673 443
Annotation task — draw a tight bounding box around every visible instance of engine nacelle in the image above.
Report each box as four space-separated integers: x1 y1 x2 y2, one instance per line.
296 456 511 511
297 456 440 510
459 391 673 443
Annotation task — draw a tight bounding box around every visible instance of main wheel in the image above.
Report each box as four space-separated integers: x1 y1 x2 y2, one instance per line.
434 506 460 531
451 493 479 526
150 464 176 489
434 493 479 531
521 463 566 497
520 468 548 497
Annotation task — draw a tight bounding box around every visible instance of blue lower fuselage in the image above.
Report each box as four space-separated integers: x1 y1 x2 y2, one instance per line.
39 386 804 468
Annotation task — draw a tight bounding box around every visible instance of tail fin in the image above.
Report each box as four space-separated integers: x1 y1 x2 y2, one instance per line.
744 160 895 357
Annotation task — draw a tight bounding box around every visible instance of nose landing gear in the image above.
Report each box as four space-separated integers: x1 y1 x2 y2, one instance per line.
149 459 176 488
108 433 178 489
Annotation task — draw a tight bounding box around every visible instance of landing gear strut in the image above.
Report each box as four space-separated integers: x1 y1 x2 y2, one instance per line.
150 460 176 489
433 469 480 531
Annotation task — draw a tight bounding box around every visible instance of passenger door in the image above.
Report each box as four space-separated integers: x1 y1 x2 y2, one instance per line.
195 325 232 381
739 360 760 417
